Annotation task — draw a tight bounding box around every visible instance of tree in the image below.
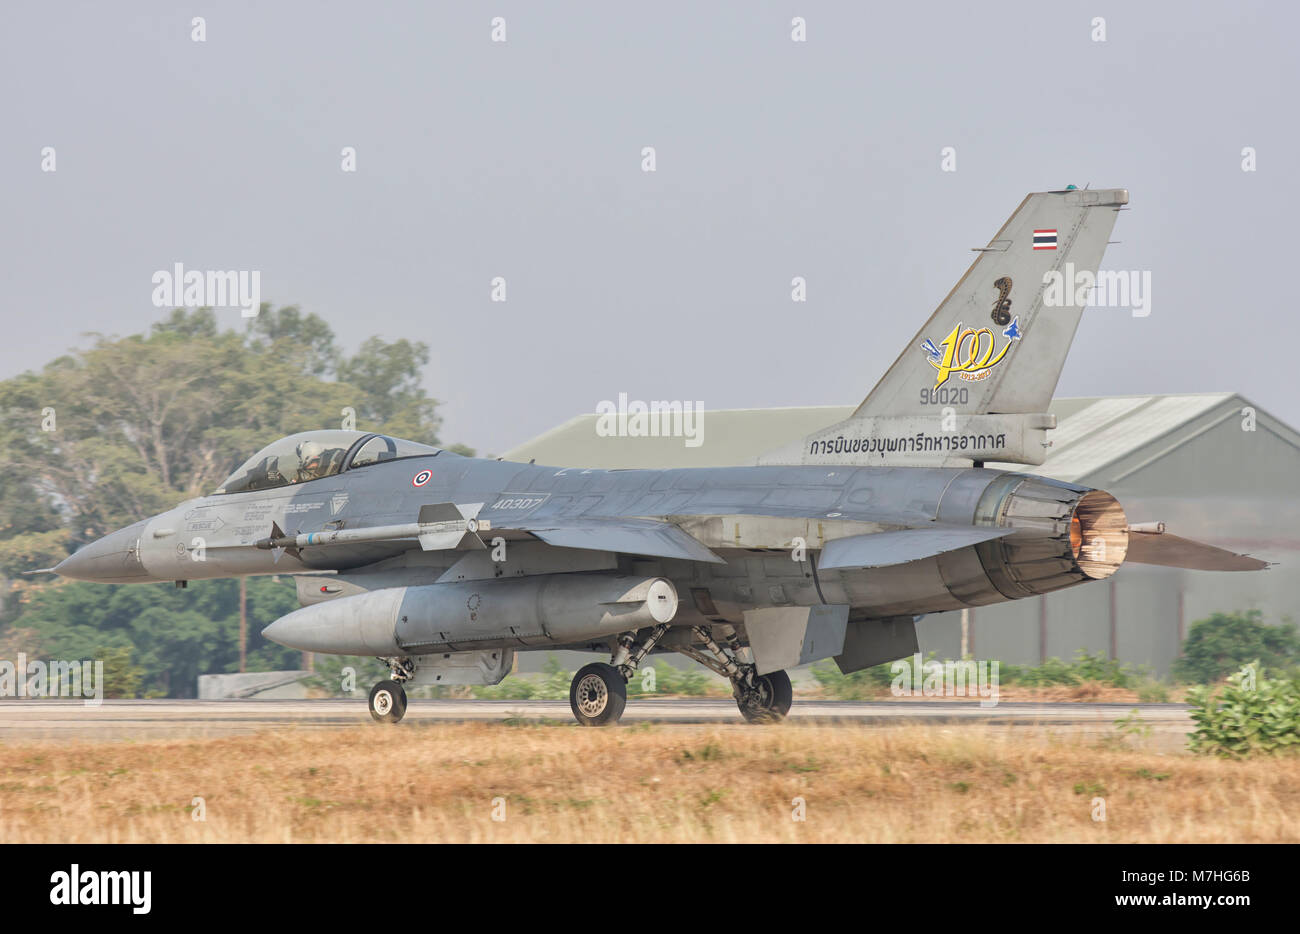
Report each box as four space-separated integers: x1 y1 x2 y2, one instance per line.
247 304 339 377
11 578 303 697
335 336 441 441
1172 611 1300 684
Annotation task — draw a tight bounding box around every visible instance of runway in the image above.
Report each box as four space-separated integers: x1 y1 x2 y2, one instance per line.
0 697 1193 742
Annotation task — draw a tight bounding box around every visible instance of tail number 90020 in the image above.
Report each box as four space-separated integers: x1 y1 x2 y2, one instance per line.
920 387 969 406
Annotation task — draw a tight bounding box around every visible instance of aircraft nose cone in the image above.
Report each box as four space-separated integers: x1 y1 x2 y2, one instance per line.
54 522 150 583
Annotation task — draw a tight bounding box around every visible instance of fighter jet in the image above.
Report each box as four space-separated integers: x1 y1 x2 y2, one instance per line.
52 188 1268 726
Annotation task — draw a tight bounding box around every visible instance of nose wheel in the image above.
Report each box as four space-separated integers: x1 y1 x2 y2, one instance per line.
369 679 408 723
569 663 627 727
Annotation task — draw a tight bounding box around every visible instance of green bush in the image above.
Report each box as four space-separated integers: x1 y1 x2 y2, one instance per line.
1172 611 1300 685
1135 679 1170 703
999 656 1081 687
629 660 717 696
97 645 146 699
474 676 539 700
809 650 1163 699
810 658 903 699
305 654 390 697
533 655 576 699
1070 651 1132 687
475 654 572 700
1186 662 1300 758
475 657 722 699
1000 651 1133 688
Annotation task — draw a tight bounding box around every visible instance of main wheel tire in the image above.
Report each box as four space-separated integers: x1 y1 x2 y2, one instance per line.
569 663 627 727
369 679 408 723
738 669 793 724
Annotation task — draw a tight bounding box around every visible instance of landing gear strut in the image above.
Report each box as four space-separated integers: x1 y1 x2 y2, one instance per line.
677 625 792 724
568 623 670 727
369 656 414 723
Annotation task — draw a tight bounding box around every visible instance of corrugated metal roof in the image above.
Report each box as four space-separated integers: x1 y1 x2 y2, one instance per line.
502 393 1244 477
501 405 855 469
988 393 1235 481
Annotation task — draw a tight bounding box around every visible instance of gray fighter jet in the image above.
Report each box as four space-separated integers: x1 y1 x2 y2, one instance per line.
53 188 1267 725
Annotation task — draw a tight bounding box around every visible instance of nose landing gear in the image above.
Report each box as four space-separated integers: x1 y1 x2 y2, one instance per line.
368 679 408 723
369 656 415 723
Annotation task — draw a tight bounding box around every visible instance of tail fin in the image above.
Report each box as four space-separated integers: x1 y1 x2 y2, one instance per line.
759 188 1128 467
856 187 1127 418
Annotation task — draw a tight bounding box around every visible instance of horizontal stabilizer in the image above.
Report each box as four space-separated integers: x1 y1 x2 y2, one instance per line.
818 526 1014 571
1125 529 1270 572
520 517 725 564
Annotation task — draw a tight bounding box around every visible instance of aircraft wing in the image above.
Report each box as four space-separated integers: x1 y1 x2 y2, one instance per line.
818 526 1015 571
1125 528 1270 571
511 517 726 564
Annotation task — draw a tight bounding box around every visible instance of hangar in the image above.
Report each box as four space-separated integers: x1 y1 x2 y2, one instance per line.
503 393 1299 676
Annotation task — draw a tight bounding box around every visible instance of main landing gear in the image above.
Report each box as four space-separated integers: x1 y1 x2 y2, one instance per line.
565 623 793 727
735 669 793 724
568 623 670 727
569 663 627 726
676 625 792 724
369 657 414 723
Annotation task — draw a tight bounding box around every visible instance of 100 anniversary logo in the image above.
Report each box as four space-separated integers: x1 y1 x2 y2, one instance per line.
921 316 1021 388
921 276 1023 388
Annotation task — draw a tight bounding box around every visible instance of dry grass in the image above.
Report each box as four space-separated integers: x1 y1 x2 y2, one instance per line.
1 722 1296 843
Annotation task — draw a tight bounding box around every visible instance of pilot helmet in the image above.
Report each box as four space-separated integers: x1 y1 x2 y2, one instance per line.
296 439 325 470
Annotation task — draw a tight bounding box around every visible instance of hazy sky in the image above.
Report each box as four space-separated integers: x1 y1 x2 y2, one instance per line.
2 1 1295 456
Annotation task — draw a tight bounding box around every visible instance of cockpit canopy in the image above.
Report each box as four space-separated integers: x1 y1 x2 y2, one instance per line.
215 431 441 494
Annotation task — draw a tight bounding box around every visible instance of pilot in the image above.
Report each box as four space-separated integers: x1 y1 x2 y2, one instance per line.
292 440 335 483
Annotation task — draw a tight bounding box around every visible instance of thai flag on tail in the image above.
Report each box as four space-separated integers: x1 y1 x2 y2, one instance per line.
1032 229 1058 250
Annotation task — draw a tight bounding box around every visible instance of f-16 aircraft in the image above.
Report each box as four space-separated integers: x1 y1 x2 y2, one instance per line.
51 188 1268 726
